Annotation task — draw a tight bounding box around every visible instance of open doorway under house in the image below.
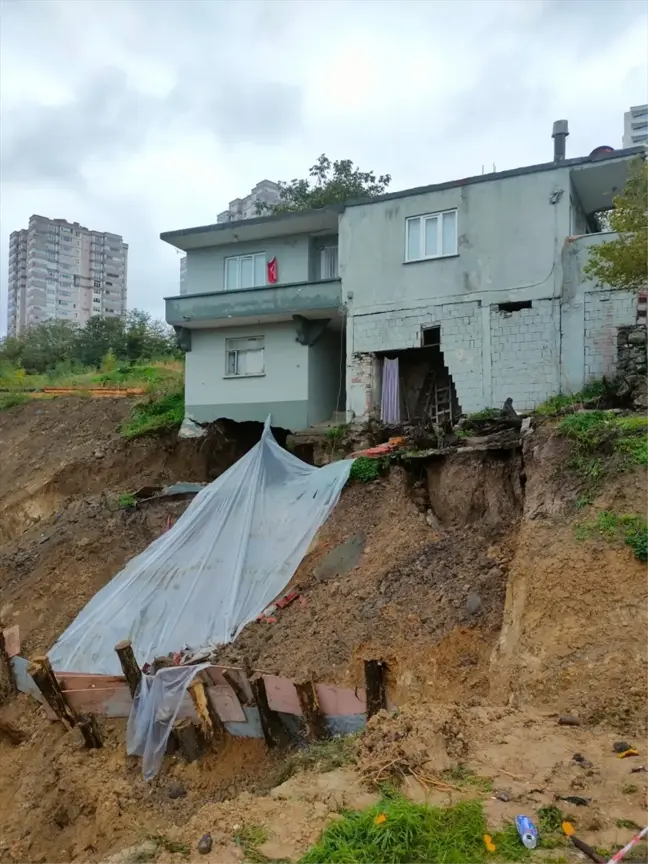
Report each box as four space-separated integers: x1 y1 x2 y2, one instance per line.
377 326 462 426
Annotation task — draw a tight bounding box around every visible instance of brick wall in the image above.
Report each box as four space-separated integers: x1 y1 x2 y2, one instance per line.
352 301 483 413
584 289 636 381
490 299 559 410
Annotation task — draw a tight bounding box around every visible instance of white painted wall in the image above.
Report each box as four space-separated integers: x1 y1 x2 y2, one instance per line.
186 323 308 418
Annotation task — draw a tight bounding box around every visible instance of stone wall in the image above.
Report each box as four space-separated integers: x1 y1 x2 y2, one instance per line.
617 324 647 409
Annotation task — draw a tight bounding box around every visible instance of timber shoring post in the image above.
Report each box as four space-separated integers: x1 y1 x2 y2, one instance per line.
250 674 288 749
114 640 142 699
222 669 250 706
28 656 77 730
77 713 103 749
189 676 227 745
0 629 17 703
295 680 327 741
364 659 387 720
174 718 207 763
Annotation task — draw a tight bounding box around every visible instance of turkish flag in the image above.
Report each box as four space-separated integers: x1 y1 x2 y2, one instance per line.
267 257 278 284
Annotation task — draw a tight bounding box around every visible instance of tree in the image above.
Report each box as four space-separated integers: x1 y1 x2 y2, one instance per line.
584 156 648 292
256 154 391 214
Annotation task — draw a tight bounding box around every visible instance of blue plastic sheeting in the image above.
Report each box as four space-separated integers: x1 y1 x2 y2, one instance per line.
48 420 353 675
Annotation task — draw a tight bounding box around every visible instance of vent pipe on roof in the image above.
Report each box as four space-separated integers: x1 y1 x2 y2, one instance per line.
552 119 569 162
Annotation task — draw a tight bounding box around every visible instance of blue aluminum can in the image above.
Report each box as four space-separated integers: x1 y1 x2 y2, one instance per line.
515 815 538 849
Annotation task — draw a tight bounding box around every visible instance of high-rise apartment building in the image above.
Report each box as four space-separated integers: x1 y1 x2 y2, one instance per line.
217 179 281 224
7 215 128 336
623 105 648 148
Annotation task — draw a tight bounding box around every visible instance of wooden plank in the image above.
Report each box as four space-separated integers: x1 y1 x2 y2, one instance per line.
189 679 226 744
315 684 366 716
57 673 126 690
114 641 142 698
62 685 132 718
29 657 77 729
250 674 289 749
295 680 327 740
2 626 20 659
208 684 246 723
263 675 302 715
364 660 387 719
222 667 254 705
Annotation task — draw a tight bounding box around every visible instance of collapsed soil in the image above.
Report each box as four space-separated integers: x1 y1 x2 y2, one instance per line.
0 397 646 863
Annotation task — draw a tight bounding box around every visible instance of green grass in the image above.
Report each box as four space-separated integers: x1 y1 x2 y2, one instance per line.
147 833 190 857
536 806 564 834
300 795 528 864
466 408 501 423
118 492 137 509
441 764 494 794
0 359 184 396
233 824 270 862
575 510 648 562
0 392 31 411
622 784 638 794
535 379 609 417
616 819 641 831
277 736 357 784
349 456 384 482
120 390 184 439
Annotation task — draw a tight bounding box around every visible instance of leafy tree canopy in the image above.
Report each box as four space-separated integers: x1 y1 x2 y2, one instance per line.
584 156 648 292
0 310 179 375
256 154 391 214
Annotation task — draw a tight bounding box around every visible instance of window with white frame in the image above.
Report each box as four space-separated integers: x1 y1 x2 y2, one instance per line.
225 336 265 377
224 253 266 291
405 210 458 261
320 246 339 279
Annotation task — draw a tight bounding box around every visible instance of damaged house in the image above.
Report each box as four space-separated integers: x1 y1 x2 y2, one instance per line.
163 123 643 430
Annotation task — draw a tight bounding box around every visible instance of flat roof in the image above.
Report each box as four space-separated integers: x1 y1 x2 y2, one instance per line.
161 145 644 250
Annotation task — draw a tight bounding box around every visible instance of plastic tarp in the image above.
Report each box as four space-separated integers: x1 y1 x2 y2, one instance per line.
48 420 353 675
126 664 210 780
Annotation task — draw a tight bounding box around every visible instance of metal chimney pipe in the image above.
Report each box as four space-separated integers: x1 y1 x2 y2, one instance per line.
552 120 569 161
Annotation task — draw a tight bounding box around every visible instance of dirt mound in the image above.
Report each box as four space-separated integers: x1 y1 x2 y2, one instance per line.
218 464 519 696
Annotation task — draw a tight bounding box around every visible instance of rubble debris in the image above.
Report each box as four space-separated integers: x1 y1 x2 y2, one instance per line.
556 794 591 806
614 741 632 753
558 716 582 726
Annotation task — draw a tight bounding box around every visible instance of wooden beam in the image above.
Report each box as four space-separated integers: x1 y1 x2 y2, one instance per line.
0 630 17 704
28 656 77 729
189 678 226 745
295 680 327 741
250 674 288 749
174 718 206 763
364 660 387 720
77 713 103 749
222 669 251 706
114 640 142 699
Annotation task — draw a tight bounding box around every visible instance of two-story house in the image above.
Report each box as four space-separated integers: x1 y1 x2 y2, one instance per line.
163 124 643 431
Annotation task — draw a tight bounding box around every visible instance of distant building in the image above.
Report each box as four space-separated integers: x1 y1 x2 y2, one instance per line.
217 180 281 224
623 105 648 148
180 256 187 295
7 215 128 336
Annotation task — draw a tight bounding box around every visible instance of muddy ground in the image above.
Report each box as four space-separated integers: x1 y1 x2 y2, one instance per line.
0 398 646 863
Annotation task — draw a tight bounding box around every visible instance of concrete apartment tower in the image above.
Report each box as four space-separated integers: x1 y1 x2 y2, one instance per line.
7 215 128 336
217 179 281 224
623 105 648 148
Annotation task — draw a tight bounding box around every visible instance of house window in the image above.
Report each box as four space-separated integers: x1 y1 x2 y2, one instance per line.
405 210 458 261
224 253 266 291
225 336 265 377
320 246 339 279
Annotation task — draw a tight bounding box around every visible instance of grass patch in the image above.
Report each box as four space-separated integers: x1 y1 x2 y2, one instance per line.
466 408 501 423
575 510 648 562
535 379 610 417
556 410 648 492
622 784 638 795
536 805 565 834
300 795 527 864
147 833 190 857
349 456 383 482
233 823 269 862
118 492 137 509
441 764 494 794
0 392 31 411
278 736 357 784
616 819 641 830
120 390 184 439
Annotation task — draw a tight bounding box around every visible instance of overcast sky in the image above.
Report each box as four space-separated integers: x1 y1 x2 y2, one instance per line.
1 0 646 334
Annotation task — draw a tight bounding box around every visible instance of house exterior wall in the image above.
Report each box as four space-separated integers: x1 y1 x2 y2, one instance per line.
490 299 560 408
184 235 311 295
185 323 310 429
307 329 344 426
342 166 571 417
